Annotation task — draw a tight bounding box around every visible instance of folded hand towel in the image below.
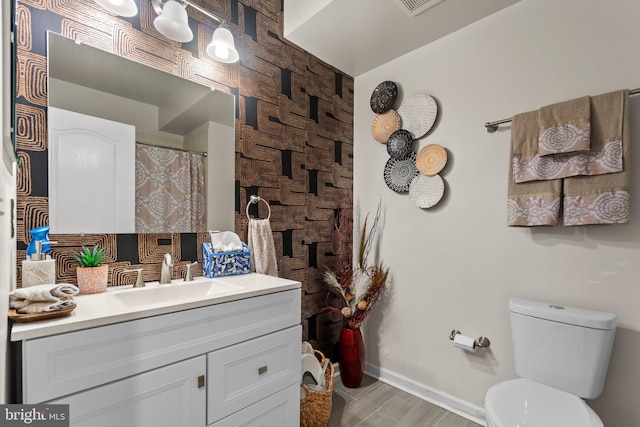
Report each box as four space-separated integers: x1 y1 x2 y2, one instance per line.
514 92 623 183
247 218 278 276
563 90 630 225
12 299 76 314
9 283 79 304
538 96 591 156
508 110 562 226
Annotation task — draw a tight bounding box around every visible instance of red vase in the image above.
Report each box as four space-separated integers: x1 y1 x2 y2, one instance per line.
338 326 365 388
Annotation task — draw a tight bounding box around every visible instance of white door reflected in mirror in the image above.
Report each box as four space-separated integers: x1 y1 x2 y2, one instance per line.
48 107 136 234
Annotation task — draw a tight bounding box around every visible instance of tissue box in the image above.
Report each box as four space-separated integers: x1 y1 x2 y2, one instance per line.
202 242 251 278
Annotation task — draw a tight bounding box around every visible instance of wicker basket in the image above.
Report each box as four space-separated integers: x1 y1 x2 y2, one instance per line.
300 350 334 427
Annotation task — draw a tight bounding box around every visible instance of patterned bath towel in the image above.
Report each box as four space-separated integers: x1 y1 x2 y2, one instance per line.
538 95 591 156
563 90 630 225
508 110 562 226
513 92 623 183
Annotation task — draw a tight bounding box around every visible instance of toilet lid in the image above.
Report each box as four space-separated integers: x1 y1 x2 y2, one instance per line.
485 379 603 427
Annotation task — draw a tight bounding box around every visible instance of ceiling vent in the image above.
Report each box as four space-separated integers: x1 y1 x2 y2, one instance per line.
393 0 445 17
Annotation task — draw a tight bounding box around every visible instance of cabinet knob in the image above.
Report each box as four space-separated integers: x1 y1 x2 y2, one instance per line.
197 375 206 389
258 365 268 375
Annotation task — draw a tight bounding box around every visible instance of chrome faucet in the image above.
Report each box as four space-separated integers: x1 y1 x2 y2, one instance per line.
124 268 145 288
184 261 198 282
160 253 174 284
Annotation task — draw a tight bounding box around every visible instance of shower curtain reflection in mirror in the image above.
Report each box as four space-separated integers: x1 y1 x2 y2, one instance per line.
135 144 206 233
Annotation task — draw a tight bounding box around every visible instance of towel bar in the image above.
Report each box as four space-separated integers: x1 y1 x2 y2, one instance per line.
485 87 640 132
246 195 271 220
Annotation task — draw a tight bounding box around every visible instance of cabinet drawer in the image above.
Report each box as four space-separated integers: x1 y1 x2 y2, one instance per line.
207 325 301 424
50 356 206 427
22 289 300 403
211 383 300 427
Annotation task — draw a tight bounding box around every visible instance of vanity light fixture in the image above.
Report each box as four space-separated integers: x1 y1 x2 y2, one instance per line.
153 0 193 42
152 0 240 63
206 22 239 63
94 0 138 17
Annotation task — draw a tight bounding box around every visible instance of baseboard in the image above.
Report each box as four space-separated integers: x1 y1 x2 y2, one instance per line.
361 363 487 426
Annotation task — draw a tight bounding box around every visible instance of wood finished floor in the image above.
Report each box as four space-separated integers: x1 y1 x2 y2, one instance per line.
329 375 483 427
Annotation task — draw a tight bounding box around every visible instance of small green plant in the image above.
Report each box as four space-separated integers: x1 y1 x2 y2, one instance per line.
75 245 106 267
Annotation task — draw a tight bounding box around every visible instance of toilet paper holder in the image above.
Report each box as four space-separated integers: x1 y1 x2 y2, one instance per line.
449 330 491 349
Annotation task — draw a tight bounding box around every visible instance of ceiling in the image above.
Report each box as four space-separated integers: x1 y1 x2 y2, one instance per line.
284 0 521 77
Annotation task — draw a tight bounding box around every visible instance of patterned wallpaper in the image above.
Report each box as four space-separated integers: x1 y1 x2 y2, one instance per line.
14 0 353 355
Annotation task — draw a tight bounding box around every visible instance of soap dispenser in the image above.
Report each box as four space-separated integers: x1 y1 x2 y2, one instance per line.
26 225 51 258
22 240 57 287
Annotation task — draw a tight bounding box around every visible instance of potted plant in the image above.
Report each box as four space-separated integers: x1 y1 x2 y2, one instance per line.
324 202 389 388
75 245 109 294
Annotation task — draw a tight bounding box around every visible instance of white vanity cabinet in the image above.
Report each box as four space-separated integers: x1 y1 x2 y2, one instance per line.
16 288 302 426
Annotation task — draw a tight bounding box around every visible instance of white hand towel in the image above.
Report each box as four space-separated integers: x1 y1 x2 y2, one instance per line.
10 283 79 304
9 284 78 314
12 299 76 314
247 218 278 276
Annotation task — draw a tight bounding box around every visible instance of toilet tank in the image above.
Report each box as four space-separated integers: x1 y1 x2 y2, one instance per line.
509 298 618 399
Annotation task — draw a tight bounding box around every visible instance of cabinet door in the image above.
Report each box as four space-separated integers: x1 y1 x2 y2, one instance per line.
50 356 206 427
207 326 301 424
212 384 299 427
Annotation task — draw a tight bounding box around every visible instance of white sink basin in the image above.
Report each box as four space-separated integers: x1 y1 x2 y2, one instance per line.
114 279 242 308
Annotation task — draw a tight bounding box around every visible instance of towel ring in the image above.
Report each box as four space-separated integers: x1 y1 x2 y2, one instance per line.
246 195 271 220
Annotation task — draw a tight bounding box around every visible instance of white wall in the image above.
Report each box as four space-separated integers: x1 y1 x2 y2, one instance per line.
354 0 640 426
49 79 184 148
1 0 15 403
184 121 235 232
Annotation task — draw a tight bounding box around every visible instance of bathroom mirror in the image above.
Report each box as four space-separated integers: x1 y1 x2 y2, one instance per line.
46 32 235 234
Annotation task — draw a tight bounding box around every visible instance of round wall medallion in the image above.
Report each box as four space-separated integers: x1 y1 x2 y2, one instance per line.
384 152 418 193
416 144 447 176
397 94 438 139
371 109 401 143
409 174 445 208
387 129 414 159
370 81 398 114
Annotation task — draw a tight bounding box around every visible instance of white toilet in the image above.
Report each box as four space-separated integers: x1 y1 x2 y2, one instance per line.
484 298 618 427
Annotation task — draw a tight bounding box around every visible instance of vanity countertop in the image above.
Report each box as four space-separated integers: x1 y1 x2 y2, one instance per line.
11 273 300 342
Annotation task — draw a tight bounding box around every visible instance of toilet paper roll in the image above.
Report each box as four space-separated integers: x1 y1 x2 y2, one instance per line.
453 334 476 352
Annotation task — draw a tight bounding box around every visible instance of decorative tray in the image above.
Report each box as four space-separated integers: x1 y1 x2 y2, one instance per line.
370 81 398 114
397 93 438 139
8 298 76 323
409 174 445 208
387 129 414 159
384 152 419 193
417 144 448 176
371 109 401 143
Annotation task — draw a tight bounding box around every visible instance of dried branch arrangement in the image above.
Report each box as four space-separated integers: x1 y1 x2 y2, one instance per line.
324 203 389 329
